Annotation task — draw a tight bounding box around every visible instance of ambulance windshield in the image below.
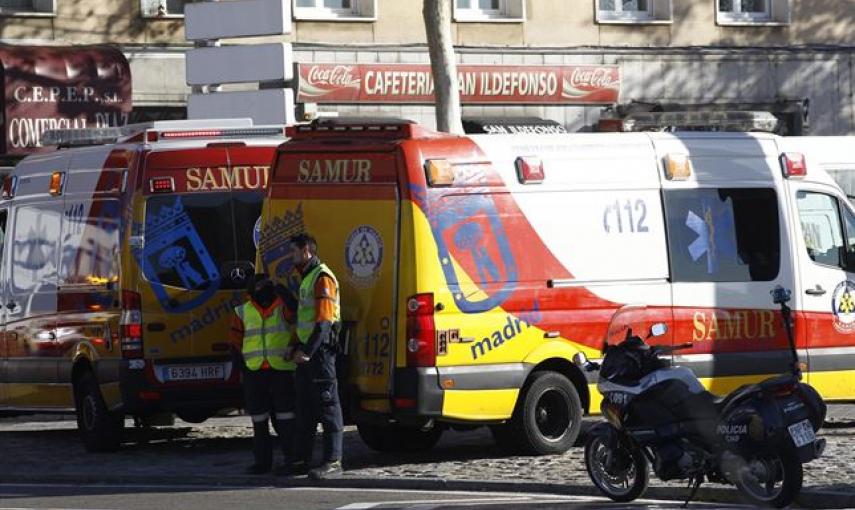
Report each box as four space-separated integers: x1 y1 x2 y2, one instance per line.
143 191 263 290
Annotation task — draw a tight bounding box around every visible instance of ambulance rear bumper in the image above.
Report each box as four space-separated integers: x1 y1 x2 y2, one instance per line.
393 367 444 417
118 359 243 415
392 364 532 419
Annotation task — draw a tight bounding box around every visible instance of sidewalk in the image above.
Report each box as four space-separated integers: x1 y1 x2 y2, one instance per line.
1 406 854 508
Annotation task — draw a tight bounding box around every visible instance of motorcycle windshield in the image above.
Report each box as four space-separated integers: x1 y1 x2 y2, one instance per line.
603 305 658 352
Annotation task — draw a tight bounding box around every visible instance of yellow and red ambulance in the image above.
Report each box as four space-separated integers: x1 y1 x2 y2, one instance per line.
259 118 855 456
0 119 285 451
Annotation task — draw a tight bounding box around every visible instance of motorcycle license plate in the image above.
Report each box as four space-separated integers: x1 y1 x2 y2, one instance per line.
164 364 225 381
788 419 816 448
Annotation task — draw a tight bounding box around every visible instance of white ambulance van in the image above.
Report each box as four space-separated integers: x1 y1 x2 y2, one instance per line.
261 119 855 455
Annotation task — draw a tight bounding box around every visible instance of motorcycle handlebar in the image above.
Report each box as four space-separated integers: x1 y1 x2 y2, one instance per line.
652 342 694 355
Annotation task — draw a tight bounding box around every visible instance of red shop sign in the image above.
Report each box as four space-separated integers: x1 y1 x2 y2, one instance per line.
297 63 620 105
1 45 132 155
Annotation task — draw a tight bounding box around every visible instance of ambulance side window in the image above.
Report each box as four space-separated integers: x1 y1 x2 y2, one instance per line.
843 204 855 271
796 192 847 269
12 203 62 295
663 188 780 282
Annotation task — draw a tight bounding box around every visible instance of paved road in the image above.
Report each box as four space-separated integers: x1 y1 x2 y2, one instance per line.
0 405 853 508
0 484 753 510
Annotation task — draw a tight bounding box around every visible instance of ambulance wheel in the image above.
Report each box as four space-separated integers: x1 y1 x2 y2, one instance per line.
75 372 124 452
510 371 582 455
357 423 443 452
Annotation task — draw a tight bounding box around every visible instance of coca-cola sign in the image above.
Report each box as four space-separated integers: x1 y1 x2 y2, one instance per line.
1 45 132 156
297 63 620 105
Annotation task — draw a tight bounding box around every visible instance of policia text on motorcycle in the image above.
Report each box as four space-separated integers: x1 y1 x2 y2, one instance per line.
230 275 299 475
289 233 345 480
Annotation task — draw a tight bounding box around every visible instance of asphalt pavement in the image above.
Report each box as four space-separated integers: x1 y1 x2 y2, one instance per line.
0 405 853 509
0 484 755 510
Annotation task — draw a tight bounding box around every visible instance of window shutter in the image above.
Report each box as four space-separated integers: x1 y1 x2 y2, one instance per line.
770 0 791 24
651 0 672 21
505 0 525 20
357 0 376 18
32 0 54 12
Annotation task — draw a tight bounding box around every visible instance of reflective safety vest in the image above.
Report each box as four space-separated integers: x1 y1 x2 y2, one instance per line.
235 299 295 371
297 263 341 344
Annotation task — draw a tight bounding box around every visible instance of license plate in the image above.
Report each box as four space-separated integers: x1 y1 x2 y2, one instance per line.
164 364 225 381
788 419 816 448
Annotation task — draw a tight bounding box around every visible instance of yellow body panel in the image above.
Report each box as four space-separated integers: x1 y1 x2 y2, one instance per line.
442 389 520 421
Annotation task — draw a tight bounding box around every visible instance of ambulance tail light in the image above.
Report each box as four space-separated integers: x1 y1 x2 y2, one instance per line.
406 293 436 367
120 290 144 359
781 152 807 178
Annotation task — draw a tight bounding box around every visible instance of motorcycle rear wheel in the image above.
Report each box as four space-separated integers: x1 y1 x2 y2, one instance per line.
584 433 649 502
733 453 802 508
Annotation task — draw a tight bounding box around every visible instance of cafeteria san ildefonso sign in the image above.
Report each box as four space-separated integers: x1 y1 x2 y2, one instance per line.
1 45 132 155
297 63 621 105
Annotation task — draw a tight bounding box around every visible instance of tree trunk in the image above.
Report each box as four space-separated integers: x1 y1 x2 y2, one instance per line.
423 0 463 134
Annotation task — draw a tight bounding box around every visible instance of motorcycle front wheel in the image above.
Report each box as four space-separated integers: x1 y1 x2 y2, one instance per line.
584 432 649 502
733 453 803 508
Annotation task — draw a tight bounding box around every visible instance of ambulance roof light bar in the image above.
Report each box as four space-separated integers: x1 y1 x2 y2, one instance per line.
41 127 126 148
41 119 284 148
287 117 421 139
599 111 780 133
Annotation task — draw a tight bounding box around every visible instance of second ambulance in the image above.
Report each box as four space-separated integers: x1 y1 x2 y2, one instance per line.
259 118 855 455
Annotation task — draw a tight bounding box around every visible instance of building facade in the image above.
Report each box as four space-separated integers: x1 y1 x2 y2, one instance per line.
0 0 853 134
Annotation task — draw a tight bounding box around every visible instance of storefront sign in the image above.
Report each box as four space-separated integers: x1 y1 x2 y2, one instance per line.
1 46 132 155
297 63 620 105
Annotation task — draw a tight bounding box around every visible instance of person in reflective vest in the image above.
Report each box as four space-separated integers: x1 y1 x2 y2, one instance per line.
289 233 344 480
230 274 298 475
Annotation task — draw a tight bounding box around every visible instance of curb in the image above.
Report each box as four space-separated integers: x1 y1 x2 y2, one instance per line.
3 473 853 509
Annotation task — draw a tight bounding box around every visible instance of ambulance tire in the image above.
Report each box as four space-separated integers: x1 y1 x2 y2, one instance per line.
510 371 582 456
75 372 124 452
357 423 443 452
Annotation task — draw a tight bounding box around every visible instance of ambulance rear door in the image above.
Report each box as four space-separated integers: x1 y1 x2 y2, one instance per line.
138 146 269 370
265 145 401 415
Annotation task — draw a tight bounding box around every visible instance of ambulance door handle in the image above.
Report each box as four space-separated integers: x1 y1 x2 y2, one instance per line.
544 331 561 339
805 286 826 296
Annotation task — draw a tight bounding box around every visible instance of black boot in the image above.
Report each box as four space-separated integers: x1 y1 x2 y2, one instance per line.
248 420 272 475
308 460 343 480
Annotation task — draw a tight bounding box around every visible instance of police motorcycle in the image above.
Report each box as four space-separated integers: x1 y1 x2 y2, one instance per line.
573 287 826 508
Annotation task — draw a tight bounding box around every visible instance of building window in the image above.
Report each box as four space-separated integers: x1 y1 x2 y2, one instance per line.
293 0 376 21
454 0 524 22
141 0 192 18
0 0 55 16
717 0 791 25
595 0 671 24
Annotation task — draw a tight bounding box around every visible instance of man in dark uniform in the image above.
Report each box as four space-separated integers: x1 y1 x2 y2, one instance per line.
230 275 298 475
290 233 344 480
